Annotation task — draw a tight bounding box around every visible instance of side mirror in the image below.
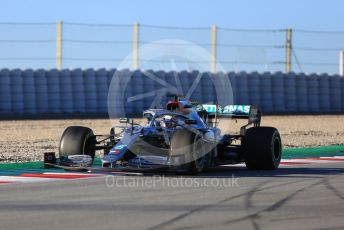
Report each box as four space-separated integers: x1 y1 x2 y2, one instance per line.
184 119 197 125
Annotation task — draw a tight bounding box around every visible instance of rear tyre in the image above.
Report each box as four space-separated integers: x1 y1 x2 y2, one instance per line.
170 129 206 175
59 126 96 160
243 127 282 170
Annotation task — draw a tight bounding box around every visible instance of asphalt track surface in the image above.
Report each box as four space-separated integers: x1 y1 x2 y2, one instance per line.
0 162 343 230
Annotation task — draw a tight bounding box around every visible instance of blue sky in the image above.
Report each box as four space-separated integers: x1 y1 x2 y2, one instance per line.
0 0 343 74
1 0 342 30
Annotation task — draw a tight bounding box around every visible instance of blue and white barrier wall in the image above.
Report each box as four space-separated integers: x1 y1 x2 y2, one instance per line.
0 69 343 118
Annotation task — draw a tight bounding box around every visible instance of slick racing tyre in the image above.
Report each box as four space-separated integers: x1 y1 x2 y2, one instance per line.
243 127 282 170
170 129 207 175
59 126 96 160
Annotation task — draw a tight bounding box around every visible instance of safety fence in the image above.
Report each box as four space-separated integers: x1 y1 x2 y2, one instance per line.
1 22 344 74
0 69 343 118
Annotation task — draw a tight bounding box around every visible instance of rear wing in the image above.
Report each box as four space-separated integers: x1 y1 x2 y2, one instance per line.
202 104 261 125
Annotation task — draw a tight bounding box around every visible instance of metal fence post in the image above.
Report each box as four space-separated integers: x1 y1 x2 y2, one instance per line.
133 22 139 70
56 20 63 70
285 28 292 73
340 51 344 76
211 24 217 73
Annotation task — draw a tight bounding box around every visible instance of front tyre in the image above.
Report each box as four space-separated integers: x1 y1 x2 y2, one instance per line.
59 126 96 160
243 127 282 170
170 129 206 175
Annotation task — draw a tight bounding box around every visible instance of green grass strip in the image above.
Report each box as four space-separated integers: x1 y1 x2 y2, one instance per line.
283 145 344 159
0 161 44 170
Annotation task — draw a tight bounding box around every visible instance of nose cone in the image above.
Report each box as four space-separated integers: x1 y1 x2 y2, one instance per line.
102 144 127 164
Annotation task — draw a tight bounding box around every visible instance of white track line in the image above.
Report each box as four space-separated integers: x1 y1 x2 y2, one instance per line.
281 157 344 165
0 176 62 183
321 156 344 159
42 172 102 176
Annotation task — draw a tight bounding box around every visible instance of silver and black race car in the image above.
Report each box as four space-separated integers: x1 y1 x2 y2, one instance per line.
52 96 282 174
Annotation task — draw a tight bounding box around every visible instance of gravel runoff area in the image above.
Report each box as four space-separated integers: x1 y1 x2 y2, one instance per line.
0 115 343 163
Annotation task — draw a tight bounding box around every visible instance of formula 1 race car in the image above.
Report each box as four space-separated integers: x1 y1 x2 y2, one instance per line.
48 96 282 174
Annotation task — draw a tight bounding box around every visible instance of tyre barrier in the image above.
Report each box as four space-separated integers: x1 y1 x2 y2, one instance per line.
0 69 11 112
96 68 109 113
295 73 308 113
341 78 344 111
0 69 343 118
248 71 261 106
60 69 74 113
329 75 341 112
22 70 36 114
260 72 273 113
271 72 285 113
284 72 297 113
47 69 61 113
10 69 24 113
307 74 320 113
235 71 249 105
71 69 86 113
